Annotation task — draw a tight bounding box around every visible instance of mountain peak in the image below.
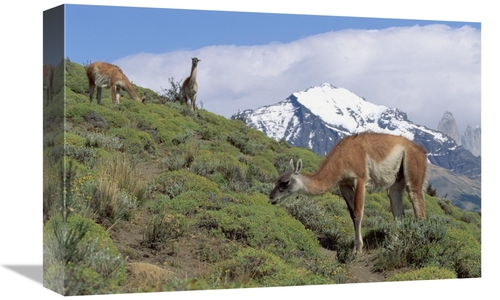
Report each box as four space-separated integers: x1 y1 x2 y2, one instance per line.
289 83 395 136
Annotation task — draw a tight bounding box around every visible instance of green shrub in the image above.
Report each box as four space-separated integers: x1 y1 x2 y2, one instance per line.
152 169 220 199
212 247 333 288
281 194 354 261
109 127 157 154
63 132 87 147
437 198 463 220
160 149 190 171
247 156 278 182
198 124 219 140
189 151 251 192
226 130 264 156
363 194 393 222
424 195 446 216
388 266 456 281
171 129 194 145
197 193 321 262
195 237 240 264
65 60 89 94
374 216 447 271
460 211 481 226
84 132 123 151
43 213 126 295
439 227 481 278
374 216 481 278
142 211 188 250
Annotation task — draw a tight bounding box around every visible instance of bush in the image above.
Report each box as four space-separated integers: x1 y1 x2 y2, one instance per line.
84 131 123 151
43 213 126 295
374 216 447 271
142 211 188 250
152 169 220 199
425 183 438 197
197 193 321 262
70 153 146 223
439 227 481 278
388 266 456 281
160 148 190 171
109 127 157 154
159 77 184 103
281 194 354 261
374 216 481 278
211 247 334 288
189 151 251 192
65 60 89 94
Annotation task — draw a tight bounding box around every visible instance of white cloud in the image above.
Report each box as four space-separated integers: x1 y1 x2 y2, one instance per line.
114 24 480 133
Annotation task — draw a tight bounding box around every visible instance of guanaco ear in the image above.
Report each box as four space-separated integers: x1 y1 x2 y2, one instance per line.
288 159 295 172
294 159 303 175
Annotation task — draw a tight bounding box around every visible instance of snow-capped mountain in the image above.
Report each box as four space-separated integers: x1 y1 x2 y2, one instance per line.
232 83 481 181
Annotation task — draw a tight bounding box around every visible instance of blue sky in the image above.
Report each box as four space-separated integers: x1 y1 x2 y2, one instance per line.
66 4 480 66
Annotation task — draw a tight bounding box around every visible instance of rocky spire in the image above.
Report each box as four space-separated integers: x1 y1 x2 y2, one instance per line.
461 125 481 157
437 111 461 146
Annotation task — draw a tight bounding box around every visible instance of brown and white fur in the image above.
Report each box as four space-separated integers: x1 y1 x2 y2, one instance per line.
270 132 427 254
43 63 54 106
181 57 200 113
86 61 145 105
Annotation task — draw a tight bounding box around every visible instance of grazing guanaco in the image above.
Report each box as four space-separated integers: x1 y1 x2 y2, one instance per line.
270 132 427 254
86 61 145 104
181 57 200 113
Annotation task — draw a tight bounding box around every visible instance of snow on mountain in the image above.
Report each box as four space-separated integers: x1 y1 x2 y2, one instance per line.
293 84 410 136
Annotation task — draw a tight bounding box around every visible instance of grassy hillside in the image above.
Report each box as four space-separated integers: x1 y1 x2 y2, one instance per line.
43 59 481 296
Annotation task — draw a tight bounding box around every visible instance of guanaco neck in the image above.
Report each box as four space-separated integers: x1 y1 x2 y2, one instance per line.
299 172 342 196
188 62 198 85
299 152 346 195
122 80 143 102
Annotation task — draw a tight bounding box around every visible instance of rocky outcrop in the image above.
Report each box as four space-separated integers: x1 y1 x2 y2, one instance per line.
438 111 461 145
461 125 481 157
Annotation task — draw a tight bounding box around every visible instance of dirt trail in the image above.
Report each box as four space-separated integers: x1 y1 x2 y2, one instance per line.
346 251 387 283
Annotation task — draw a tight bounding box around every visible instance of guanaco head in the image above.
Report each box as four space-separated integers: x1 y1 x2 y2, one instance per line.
269 159 303 204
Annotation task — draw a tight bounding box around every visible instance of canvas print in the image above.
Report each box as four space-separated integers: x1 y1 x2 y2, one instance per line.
43 4 481 296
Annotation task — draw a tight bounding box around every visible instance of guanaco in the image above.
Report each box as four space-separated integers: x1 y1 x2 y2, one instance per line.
86 61 145 104
270 132 427 254
181 57 200 113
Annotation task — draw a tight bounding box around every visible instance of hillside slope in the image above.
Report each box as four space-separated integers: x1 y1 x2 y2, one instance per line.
42 60 481 296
